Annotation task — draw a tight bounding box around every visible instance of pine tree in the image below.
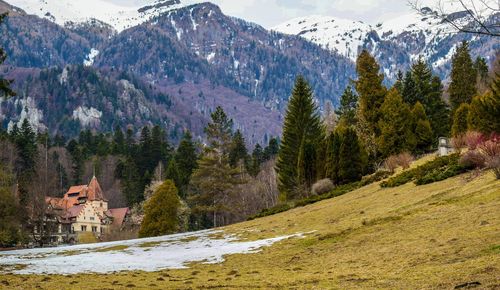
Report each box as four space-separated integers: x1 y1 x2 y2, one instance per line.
0 13 15 99
378 88 415 157
338 128 363 184
449 41 477 112
166 159 181 192
139 180 181 238
0 164 21 247
355 50 387 137
14 119 38 205
112 126 125 155
426 76 450 139
188 152 243 228
263 137 279 160
276 76 324 201
474 56 489 89
451 103 470 137
249 143 264 176
175 131 198 191
412 102 433 153
402 71 418 105
467 92 500 134
324 131 341 184
229 130 248 167
336 86 358 127
205 106 233 155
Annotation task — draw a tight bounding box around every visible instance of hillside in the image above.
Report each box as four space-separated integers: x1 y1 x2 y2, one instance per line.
1 158 499 288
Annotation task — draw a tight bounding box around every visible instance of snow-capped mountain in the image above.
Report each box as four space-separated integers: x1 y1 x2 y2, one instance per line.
273 6 499 79
7 0 203 32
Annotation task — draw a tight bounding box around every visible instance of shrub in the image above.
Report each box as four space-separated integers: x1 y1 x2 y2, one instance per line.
396 152 414 169
480 139 500 179
464 131 484 150
381 154 469 187
248 203 292 220
384 155 399 173
451 135 466 152
460 150 486 168
359 170 392 186
311 179 334 195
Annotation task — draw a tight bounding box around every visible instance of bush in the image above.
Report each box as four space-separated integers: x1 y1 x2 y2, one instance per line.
397 152 414 169
464 131 484 150
384 152 414 173
384 155 399 173
451 135 466 152
480 139 500 179
460 150 486 168
381 154 470 188
311 179 334 195
359 170 392 186
248 203 292 220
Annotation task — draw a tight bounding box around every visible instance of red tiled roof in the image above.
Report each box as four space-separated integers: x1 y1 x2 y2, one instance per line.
66 185 86 195
65 205 85 218
107 208 130 227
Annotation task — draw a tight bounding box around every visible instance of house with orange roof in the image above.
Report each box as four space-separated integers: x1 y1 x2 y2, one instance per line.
40 176 130 245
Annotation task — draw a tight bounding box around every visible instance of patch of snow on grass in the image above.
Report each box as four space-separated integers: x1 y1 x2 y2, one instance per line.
0 230 305 275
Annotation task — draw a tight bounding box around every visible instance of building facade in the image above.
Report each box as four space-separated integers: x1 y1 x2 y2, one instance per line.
43 177 129 244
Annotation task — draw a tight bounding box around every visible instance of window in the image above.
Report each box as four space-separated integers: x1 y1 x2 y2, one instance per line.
90 217 95 221
92 226 98 233
81 225 87 232
100 203 103 208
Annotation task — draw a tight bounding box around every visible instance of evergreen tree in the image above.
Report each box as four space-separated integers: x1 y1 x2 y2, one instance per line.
402 71 418 104
175 131 198 191
15 120 38 205
0 13 15 99
324 131 341 184
467 92 500 134
139 180 181 238
205 106 233 155
0 164 22 247
426 76 450 139
451 103 470 137
474 56 489 89
151 125 170 166
188 152 243 228
263 137 279 160
228 130 248 167
336 86 358 127
412 102 433 153
249 144 264 176
338 128 363 184
448 41 477 112
166 159 182 192
378 88 415 157
276 76 324 200
112 126 125 155
355 50 387 137
393 70 404 93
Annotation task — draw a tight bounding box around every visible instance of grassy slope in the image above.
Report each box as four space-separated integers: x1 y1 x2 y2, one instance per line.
1 165 499 289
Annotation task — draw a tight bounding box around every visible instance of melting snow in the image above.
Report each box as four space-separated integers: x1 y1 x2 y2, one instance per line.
206 52 216 63
0 230 306 275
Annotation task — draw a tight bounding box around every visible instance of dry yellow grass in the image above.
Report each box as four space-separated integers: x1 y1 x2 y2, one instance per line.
1 169 499 289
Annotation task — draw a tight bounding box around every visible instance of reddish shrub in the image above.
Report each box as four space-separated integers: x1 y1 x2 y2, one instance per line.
397 152 414 169
479 140 500 179
451 135 466 152
459 150 486 168
384 155 399 173
464 131 484 150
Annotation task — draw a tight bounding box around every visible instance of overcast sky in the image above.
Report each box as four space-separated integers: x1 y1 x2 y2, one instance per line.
107 0 414 28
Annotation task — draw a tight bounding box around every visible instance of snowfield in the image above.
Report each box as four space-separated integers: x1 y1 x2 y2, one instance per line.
0 230 305 275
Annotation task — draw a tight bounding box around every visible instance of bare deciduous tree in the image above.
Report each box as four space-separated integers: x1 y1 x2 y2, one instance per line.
410 0 499 37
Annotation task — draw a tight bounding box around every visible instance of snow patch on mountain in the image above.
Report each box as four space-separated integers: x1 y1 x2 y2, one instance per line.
7 0 203 32
273 15 372 60
84 49 100 66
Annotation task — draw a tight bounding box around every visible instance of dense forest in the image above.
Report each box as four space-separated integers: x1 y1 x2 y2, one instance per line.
0 4 499 247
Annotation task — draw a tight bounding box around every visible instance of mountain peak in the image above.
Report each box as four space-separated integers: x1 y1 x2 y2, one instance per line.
6 0 205 32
